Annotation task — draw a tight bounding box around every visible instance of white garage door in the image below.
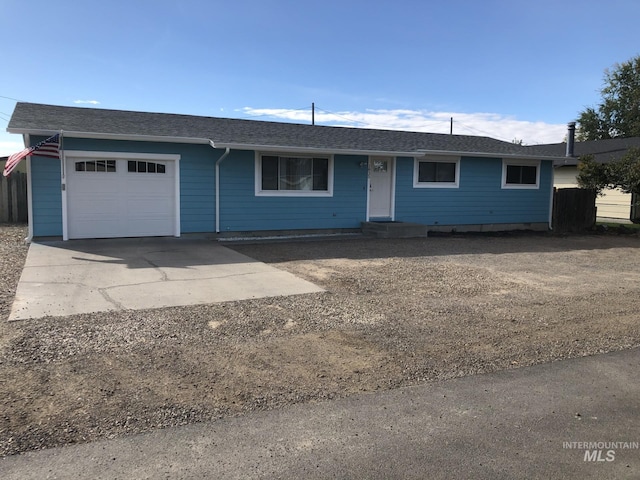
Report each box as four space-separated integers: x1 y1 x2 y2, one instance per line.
66 154 178 239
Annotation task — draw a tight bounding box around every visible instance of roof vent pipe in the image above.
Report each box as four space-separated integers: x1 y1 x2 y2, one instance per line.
566 122 576 157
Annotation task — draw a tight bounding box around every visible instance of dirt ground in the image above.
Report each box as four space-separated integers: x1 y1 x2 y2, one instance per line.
1 225 640 457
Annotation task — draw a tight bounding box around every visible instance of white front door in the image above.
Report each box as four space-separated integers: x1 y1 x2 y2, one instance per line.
368 156 394 218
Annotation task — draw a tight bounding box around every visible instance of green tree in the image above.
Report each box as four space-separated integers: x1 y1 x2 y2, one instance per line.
577 56 640 140
577 148 640 197
610 147 640 195
576 155 610 195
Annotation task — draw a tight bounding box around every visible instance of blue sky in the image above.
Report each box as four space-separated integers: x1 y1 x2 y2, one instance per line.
2 0 640 155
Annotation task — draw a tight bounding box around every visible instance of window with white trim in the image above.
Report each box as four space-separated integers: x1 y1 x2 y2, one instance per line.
257 154 333 196
414 156 460 188
502 160 540 189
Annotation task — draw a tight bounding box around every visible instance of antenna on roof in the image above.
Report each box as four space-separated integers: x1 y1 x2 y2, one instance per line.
312 102 315 126
450 117 453 135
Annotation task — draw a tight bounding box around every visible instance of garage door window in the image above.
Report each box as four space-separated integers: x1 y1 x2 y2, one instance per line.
128 161 166 174
75 160 116 172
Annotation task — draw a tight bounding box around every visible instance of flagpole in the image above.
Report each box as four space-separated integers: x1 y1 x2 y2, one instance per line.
26 135 34 242
60 130 65 180
59 130 69 241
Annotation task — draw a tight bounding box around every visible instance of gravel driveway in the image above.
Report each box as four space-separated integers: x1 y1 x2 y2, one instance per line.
1 225 640 457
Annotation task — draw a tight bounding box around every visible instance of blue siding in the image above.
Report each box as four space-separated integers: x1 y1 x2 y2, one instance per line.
395 156 552 225
28 134 552 237
177 145 216 233
219 152 368 231
31 156 63 237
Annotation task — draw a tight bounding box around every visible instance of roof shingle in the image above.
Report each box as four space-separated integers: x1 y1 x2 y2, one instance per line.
9 102 563 158
525 137 640 165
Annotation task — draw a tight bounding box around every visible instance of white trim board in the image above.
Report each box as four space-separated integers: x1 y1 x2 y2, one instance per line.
413 156 461 189
254 152 335 197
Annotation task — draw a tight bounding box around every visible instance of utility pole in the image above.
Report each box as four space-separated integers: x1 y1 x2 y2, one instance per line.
450 117 453 135
312 102 315 125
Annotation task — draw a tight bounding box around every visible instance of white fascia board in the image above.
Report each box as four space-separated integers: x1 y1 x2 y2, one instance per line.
553 158 579 167
6 129 567 161
6 128 211 146
64 150 180 161
415 149 566 161
212 142 421 157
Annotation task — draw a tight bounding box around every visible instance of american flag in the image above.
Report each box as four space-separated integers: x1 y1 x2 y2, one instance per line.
3 134 60 177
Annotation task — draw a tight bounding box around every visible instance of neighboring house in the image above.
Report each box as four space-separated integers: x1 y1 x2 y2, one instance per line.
527 134 640 221
0 155 27 174
7 102 566 241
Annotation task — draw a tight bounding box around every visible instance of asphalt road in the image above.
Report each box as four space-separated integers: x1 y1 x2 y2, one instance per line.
2 347 639 479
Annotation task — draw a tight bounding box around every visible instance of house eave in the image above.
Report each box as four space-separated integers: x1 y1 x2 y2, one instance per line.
210 141 424 157
553 158 580 167
7 128 565 161
211 143 564 160
6 128 212 146
414 149 565 161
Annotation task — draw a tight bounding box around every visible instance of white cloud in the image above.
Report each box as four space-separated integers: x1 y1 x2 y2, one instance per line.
73 100 100 105
0 140 25 157
239 107 567 145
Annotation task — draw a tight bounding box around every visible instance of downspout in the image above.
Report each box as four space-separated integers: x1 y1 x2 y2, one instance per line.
212 143 230 233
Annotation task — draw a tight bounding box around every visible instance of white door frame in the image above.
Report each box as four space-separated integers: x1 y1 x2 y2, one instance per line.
62 150 181 240
366 156 396 220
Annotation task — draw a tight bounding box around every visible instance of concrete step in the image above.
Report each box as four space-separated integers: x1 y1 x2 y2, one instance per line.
361 221 428 238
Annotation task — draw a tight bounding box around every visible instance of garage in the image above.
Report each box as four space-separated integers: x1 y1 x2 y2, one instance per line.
65 151 180 239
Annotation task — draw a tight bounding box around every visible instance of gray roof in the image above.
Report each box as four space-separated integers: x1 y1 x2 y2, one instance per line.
525 137 640 166
8 102 563 158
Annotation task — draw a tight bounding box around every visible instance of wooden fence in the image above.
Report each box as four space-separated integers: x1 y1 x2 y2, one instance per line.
552 187 597 233
0 172 28 223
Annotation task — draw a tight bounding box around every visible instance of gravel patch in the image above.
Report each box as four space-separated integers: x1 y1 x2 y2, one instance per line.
1 229 640 456
0 225 28 321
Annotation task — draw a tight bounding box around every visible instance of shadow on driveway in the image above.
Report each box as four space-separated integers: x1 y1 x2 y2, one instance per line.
9 237 323 321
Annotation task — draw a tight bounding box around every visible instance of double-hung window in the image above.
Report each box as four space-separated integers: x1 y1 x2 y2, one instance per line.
257 154 333 196
414 156 460 188
502 160 540 189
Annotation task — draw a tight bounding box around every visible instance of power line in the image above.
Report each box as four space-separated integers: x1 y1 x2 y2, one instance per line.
313 107 370 126
234 104 517 142
236 106 311 121
454 121 514 143
0 95 22 102
314 106 450 132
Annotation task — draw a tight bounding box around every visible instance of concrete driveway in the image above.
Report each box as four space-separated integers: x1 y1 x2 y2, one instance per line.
9 237 323 321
